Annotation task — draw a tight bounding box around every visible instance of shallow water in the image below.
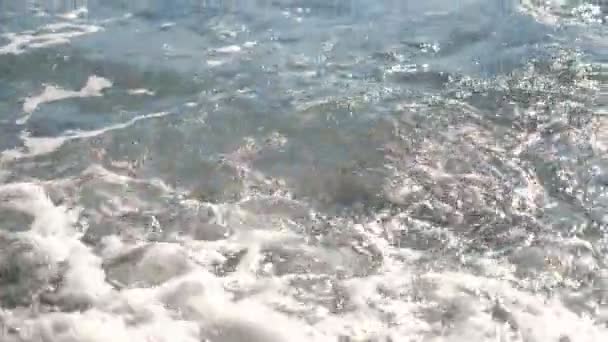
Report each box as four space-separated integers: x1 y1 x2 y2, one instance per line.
0 0 607 341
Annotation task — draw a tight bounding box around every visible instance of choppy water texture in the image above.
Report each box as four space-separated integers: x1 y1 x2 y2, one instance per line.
0 0 607 341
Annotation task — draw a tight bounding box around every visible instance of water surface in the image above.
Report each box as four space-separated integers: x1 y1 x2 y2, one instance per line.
0 1 607 341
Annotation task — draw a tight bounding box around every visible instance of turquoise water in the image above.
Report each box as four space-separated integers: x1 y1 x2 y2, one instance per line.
0 1 607 341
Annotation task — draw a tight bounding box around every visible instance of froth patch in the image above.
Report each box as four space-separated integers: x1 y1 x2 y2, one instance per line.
58 7 89 20
104 243 194 287
519 0 605 25
0 182 111 309
0 22 101 55
1 111 172 162
155 272 320 342
127 88 156 96
215 45 242 54
592 116 608 154
20 75 113 122
206 59 226 67
3 309 200 342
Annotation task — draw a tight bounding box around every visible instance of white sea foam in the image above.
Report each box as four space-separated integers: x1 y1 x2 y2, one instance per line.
2 111 172 162
215 45 242 54
0 172 322 341
0 22 101 55
207 59 226 67
1 159 607 342
592 116 608 154
160 22 177 30
19 75 112 124
58 7 89 20
519 0 605 25
0 181 110 309
127 88 156 96
243 41 258 48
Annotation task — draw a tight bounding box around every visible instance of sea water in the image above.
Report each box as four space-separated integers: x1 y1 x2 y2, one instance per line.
0 0 607 341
